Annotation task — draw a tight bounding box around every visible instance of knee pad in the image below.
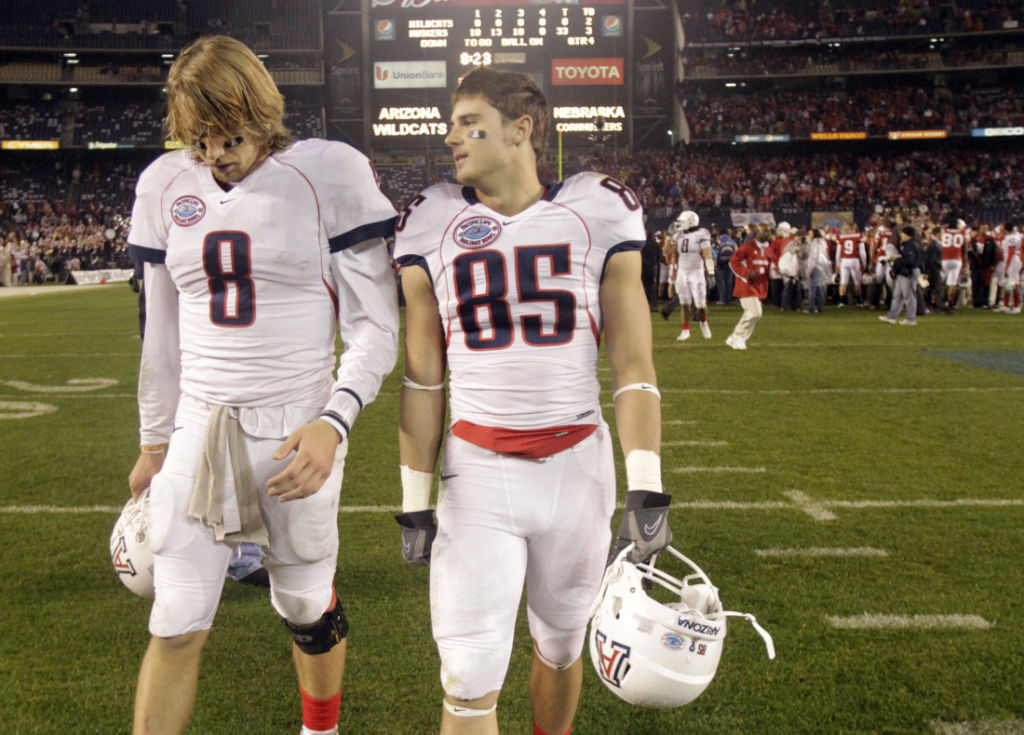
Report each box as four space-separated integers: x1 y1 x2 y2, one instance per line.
534 642 577 672
439 646 511 701
443 699 497 718
283 594 348 655
529 618 587 671
149 584 218 638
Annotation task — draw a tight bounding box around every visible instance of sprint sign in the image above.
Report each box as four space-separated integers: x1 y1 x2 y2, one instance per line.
551 58 624 85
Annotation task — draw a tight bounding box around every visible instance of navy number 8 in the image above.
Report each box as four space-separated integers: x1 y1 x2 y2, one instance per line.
203 231 255 327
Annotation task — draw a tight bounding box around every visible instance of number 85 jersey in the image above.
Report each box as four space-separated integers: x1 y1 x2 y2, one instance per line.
393 172 645 430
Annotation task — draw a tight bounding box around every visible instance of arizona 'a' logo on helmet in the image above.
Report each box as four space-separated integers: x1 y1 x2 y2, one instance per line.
588 544 775 709
109 489 155 598
593 631 632 687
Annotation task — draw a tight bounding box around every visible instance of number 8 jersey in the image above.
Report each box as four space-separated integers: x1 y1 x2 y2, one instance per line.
127 140 398 444
393 172 645 432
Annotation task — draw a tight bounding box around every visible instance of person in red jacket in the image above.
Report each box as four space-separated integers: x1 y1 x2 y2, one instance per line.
726 222 772 350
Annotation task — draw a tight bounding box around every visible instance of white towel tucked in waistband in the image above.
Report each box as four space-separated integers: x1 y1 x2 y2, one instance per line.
188 405 270 546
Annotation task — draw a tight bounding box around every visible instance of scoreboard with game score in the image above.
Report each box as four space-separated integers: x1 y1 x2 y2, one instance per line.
368 0 631 149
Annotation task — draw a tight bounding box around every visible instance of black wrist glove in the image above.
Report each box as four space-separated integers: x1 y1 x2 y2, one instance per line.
395 510 437 566
610 490 673 565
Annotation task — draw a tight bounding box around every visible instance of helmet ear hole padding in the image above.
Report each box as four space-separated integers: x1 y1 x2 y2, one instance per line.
588 544 774 709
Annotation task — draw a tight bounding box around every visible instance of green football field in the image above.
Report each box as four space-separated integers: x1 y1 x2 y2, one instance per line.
1 284 1022 734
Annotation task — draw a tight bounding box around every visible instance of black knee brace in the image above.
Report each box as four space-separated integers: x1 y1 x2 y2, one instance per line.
283 596 349 655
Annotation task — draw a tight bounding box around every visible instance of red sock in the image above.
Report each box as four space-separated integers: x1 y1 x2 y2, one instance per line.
533 724 572 735
301 688 341 732
683 321 690 330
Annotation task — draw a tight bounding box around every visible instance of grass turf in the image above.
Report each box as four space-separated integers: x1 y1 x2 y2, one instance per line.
1 285 1022 733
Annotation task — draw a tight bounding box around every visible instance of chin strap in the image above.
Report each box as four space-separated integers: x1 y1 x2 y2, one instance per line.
720 610 776 660
600 543 776 660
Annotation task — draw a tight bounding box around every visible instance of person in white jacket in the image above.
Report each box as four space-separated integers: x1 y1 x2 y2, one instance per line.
805 229 833 313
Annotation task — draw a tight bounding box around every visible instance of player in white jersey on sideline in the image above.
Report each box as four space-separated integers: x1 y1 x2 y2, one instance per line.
125 36 399 735
998 221 1022 313
660 210 713 341
392 67 670 735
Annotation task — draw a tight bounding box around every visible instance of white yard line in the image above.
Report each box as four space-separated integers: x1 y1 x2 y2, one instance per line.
664 440 729 447
755 547 890 558
660 385 1024 395
930 718 1024 734
672 465 767 473
785 490 838 521
4 495 1021 517
828 614 994 631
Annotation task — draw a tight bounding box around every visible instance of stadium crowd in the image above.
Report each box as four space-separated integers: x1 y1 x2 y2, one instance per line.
681 83 1024 139
0 197 132 286
600 144 1024 225
684 41 1024 79
683 0 1022 43
3 141 1023 299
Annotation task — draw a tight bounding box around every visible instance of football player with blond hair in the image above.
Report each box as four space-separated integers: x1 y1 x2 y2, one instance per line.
126 36 398 734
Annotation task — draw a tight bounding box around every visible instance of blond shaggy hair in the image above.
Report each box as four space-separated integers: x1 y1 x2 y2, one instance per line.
165 35 291 153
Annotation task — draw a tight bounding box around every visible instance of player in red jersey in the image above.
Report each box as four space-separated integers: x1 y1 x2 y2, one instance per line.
868 220 895 309
834 221 865 307
940 215 968 311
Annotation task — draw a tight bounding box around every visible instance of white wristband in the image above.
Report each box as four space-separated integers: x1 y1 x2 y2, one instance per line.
402 375 444 391
400 464 433 513
612 382 661 401
625 449 662 492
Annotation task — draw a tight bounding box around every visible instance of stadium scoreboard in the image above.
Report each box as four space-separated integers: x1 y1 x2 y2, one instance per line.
368 0 630 147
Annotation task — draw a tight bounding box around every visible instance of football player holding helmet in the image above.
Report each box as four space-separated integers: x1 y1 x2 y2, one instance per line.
588 544 774 709
109 488 155 598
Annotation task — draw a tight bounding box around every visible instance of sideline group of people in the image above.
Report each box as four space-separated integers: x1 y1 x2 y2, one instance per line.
120 35 670 735
0 202 132 287
650 211 1023 343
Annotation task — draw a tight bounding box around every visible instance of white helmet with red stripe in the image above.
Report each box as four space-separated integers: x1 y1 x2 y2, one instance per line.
588 544 774 709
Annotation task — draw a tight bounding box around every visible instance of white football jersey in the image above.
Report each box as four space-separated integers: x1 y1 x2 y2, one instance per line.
394 172 645 430
1003 231 1022 263
672 227 711 272
128 139 399 442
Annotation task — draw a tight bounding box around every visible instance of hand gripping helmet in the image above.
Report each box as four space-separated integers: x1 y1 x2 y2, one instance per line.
675 210 699 232
109 489 155 598
588 545 775 709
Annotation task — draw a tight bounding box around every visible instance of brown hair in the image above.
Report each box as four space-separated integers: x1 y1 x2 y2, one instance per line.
165 35 290 153
453 67 549 160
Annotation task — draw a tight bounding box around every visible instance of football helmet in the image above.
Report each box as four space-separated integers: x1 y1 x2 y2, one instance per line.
109 489 155 598
776 221 792 238
588 544 774 709
675 210 699 231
